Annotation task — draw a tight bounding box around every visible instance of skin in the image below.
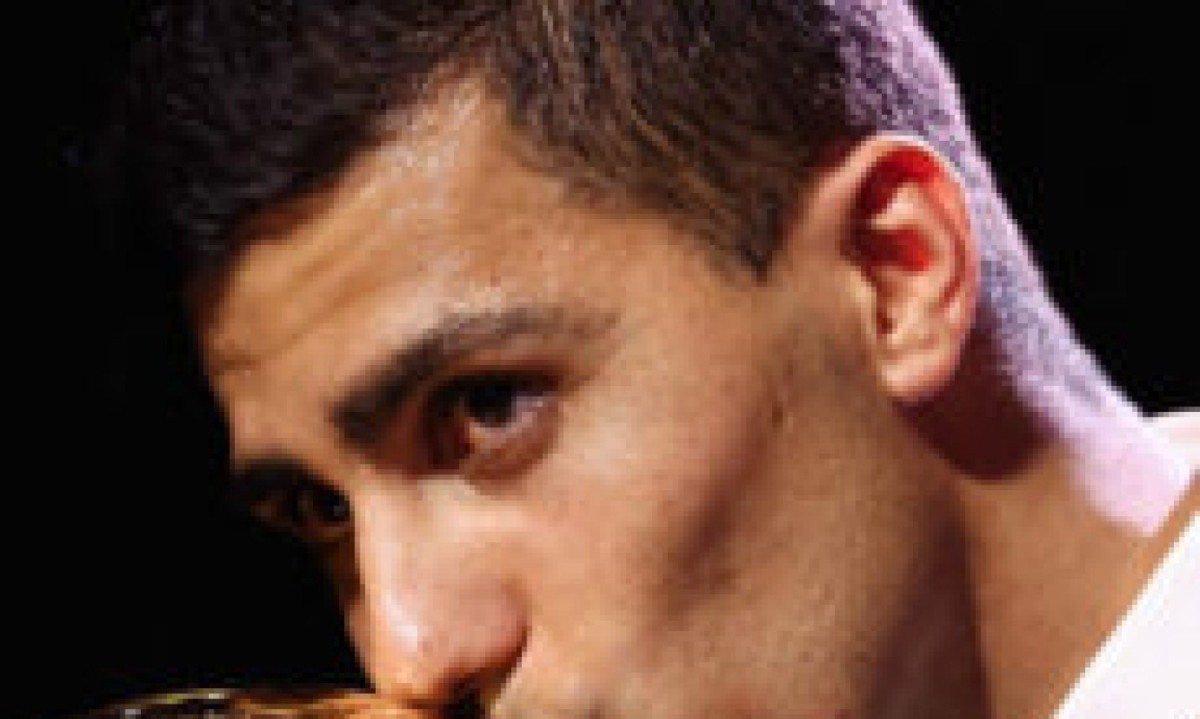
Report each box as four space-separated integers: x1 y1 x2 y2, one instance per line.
195 82 1198 719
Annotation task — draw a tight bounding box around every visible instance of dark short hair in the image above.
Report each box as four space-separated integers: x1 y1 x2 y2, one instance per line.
110 0 1067 369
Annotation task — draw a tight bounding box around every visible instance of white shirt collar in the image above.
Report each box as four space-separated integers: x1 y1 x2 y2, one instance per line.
1052 512 1200 718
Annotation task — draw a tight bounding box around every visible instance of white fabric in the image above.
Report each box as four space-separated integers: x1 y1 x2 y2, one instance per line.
1052 514 1200 719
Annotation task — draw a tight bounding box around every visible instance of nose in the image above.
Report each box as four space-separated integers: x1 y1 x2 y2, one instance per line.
346 502 529 712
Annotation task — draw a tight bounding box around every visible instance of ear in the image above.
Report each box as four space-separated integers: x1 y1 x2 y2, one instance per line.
835 135 980 406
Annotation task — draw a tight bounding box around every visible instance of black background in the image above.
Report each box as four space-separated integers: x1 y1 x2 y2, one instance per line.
33 3 1196 718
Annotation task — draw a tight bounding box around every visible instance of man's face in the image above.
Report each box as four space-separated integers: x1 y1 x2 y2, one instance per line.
197 86 968 718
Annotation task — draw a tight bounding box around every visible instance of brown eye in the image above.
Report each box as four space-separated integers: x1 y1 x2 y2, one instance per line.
260 480 353 548
427 372 555 470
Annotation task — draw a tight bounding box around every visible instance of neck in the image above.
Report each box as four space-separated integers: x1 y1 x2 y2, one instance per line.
912 351 1196 719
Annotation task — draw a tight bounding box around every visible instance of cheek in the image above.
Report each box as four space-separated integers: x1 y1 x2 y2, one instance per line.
529 313 874 612
507 323 948 716
512 340 793 677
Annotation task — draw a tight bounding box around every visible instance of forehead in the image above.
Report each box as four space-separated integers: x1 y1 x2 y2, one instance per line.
199 86 557 368
193 81 727 383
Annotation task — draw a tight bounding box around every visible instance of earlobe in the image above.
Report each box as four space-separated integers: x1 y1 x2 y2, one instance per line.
845 136 980 406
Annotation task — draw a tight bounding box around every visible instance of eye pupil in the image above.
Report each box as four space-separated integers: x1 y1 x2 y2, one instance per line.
315 487 350 523
289 483 351 543
464 378 519 427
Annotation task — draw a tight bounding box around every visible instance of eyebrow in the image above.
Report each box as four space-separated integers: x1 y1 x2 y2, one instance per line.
331 305 617 448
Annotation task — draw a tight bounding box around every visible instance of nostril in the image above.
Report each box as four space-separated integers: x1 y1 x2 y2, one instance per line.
444 685 485 719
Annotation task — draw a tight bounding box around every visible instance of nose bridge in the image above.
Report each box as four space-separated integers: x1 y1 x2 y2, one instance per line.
350 494 528 706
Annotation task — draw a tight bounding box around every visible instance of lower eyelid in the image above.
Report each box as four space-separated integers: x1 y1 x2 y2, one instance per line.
462 390 560 480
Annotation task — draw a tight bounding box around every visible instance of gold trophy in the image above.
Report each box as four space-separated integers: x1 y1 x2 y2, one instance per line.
75 687 419 718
